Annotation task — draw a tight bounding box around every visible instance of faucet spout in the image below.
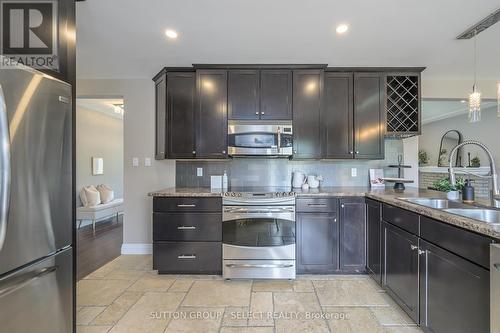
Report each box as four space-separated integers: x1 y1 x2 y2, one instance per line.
449 140 500 205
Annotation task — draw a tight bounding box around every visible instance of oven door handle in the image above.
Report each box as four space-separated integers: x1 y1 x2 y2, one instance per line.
223 208 294 214
225 263 294 269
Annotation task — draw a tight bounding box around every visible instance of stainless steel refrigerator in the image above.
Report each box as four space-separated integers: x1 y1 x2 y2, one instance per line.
0 58 73 332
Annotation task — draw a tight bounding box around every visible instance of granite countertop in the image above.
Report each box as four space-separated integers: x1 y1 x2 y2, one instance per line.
148 186 500 239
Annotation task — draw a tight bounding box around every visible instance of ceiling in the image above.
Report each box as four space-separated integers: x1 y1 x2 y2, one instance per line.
76 98 124 119
422 99 497 124
75 0 500 80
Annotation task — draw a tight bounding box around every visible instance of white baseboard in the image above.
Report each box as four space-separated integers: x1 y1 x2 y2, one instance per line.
121 243 152 255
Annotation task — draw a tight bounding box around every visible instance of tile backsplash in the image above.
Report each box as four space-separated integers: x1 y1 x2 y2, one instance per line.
176 139 404 188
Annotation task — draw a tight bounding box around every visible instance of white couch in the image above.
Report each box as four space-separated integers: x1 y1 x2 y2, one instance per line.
77 198 123 232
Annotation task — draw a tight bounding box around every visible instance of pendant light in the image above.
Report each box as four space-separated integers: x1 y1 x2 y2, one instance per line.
468 30 481 123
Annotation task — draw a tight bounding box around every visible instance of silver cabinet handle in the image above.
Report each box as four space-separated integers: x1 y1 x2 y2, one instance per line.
308 203 327 207
177 226 196 230
341 204 345 208
255 112 259 115
334 218 337 222
410 245 418 251
192 150 196 154
349 151 354 154
222 150 226 154
418 250 425 255
356 151 360 154
178 255 196 259
0 86 11 252
261 112 265 115
225 263 293 269
277 126 281 154
177 204 196 208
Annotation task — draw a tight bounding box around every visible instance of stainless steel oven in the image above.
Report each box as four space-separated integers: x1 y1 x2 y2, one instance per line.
222 190 296 279
227 121 293 157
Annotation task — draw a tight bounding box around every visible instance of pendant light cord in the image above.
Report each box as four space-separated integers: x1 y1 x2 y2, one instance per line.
473 30 477 92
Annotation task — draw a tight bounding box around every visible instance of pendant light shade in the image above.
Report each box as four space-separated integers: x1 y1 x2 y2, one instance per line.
468 31 481 123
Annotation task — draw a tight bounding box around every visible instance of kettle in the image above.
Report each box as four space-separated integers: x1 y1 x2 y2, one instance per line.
292 171 306 188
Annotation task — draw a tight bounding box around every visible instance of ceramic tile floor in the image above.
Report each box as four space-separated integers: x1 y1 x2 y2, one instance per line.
77 255 423 333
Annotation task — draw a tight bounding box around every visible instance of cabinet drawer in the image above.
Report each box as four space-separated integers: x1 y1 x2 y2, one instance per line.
153 212 222 241
420 216 492 268
297 198 337 212
153 197 221 212
153 242 221 274
382 204 419 235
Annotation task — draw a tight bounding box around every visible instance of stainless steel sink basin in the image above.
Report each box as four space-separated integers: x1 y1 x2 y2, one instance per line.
443 209 500 224
397 197 459 209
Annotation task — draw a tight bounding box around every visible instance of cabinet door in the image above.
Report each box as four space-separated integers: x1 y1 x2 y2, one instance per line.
339 198 366 272
228 70 260 120
323 72 354 159
366 199 381 284
196 70 228 159
167 72 196 158
419 240 489 333
382 222 419 322
297 213 338 273
353 73 385 159
292 69 323 159
260 70 292 120
154 73 167 160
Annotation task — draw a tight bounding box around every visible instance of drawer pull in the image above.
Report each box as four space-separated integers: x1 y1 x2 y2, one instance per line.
418 250 425 255
307 203 327 207
178 254 196 259
177 226 196 230
177 204 196 208
225 263 293 269
410 245 418 251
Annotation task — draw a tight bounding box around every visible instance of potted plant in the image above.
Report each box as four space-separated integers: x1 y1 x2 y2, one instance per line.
471 156 481 167
431 176 465 200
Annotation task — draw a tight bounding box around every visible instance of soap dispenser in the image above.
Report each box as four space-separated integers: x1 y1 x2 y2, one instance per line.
462 179 475 204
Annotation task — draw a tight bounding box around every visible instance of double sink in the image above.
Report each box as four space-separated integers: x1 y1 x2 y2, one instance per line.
397 197 500 225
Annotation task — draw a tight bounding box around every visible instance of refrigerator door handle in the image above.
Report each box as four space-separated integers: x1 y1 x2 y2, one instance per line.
0 85 11 252
0 266 57 298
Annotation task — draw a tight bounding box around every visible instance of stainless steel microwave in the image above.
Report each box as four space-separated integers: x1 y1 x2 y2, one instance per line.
228 121 293 156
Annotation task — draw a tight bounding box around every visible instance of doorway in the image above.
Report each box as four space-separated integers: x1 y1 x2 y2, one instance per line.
75 97 124 280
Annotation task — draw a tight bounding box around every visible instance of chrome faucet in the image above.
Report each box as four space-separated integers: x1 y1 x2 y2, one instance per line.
449 140 500 207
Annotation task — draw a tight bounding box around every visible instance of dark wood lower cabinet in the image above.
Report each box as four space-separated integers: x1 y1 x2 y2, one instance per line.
419 240 489 333
153 242 221 274
366 199 381 284
297 212 338 273
339 198 366 273
382 221 419 322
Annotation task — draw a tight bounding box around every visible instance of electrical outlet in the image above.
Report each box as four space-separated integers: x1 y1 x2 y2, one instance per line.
144 157 152 167
132 157 139 167
197 167 203 177
351 168 357 177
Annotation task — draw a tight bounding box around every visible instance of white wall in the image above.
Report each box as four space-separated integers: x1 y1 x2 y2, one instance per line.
76 105 123 205
420 105 500 175
77 79 175 250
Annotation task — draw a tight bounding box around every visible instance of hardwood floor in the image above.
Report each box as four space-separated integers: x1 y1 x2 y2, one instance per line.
76 215 123 280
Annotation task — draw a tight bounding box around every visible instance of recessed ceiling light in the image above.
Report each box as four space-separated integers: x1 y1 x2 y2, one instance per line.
336 24 349 34
165 29 178 39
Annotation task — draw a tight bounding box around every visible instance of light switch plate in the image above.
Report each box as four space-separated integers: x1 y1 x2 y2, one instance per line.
144 157 152 167
351 168 357 177
197 168 203 177
132 157 139 167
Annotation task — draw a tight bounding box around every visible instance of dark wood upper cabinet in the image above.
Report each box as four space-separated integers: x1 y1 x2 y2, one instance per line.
228 70 260 120
195 70 228 159
292 69 323 159
154 73 167 160
353 73 386 159
323 72 354 159
167 72 196 159
260 70 293 120
339 197 366 273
